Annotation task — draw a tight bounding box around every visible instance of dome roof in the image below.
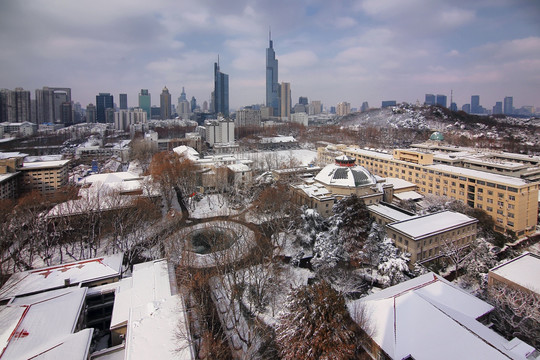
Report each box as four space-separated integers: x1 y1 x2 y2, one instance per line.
430 131 444 141
315 163 377 188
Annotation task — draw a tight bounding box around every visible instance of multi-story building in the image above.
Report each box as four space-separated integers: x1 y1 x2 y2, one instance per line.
291 112 308 126
436 94 447 108
318 145 538 237
235 107 261 127
119 93 127 110
19 159 70 194
336 102 351 116
0 88 31 123
138 89 151 119
309 100 322 115
86 103 96 123
424 94 435 106
214 62 229 116
279 82 291 121
381 100 396 108
0 153 23 199
96 93 113 123
114 108 147 131
160 86 171 119
493 101 503 115
504 96 514 115
35 87 71 124
488 252 540 296
0 122 37 137
266 33 280 117
203 118 234 147
386 211 478 264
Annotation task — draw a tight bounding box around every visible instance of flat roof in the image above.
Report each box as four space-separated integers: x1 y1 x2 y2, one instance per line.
19 159 70 170
384 177 417 190
387 211 477 240
427 164 530 186
0 172 19 183
367 203 416 222
0 254 123 301
394 190 424 201
490 252 540 295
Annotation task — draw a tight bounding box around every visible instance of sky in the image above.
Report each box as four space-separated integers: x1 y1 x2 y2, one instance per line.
1 0 539 112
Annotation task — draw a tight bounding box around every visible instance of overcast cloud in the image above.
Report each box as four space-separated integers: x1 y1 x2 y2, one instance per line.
0 0 539 111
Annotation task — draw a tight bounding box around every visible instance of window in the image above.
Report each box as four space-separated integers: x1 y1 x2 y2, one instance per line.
487 206 493 212
497 201 504 207
477 195 483 201
487 198 493 204
508 212 514 218
508 221 514 227
497 209 503 215
509 195 515 201
478 188 483 193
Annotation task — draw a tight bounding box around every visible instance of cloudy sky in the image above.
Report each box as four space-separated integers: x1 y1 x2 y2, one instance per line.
1 0 539 111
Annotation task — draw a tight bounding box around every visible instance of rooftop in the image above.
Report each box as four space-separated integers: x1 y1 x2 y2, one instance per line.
367 203 416 222
18 159 70 170
427 164 531 186
387 210 477 240
489 252 540 295
315 163 377 188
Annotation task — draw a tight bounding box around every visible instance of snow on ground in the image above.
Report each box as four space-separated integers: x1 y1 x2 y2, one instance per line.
189 194 242 219
236 149 317 168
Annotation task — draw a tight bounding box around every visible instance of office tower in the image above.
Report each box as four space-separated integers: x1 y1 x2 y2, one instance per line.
493 102 503 115
361 102 369 112
266 32 280 116
425 94 435 106
119 94 127 110
462 104 471 113
190 96 197 112
35 87 71 124
214 61 229 116
436 94 447 108
471 95 480 114
381 100 397 108
138 89 151 118
504 96 513 115
279 82 291 120
86 103 96 123
336 102 351 116
96 93 113 123
299 96 308 105
309 100 322 115
160 86 171 119
450 102 458 112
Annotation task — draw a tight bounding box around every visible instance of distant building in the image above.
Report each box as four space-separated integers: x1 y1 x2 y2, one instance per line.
138 89 151 118
235 107 261 127
436 94 447 108
19 159 70 194
119 93 128 110
291 112 308 126
279 82 291 120
114 108 147 131
336 101 351 116
450 102 458 112
266 32 280 117
298 96 308 105
213 61 229 116
361 101 369 112
309 100 322 115
35 87 71 124
190 96 197 112
204 118 234 146
381 100 396 108
504 96 513 115
160 86 171 119
471 95 481 114
96 93 113 123
0 121 37 137
493 101 503 115
425 94 435 106
462 103 471 113
86 103 96 123
0 88 31 123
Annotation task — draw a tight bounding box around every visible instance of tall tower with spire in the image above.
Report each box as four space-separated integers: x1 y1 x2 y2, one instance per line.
266 29 279 117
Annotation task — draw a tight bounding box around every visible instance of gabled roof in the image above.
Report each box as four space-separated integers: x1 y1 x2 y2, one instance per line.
0 254 123 302
0 287 92 360
348 273 536 360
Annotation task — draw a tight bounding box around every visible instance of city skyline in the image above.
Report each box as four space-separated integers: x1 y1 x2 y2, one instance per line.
0 0 539 111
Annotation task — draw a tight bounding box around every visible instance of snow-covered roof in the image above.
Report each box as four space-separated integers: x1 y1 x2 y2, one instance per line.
260 135 297 143
393 190 424 201
19 159 70 170
0 172 18 183
386 211 477 240
79 171 141 185
489 252 540 295
0 151 27 159
0 254 123 301
227 163 250 172
427 164 530 186
315 163 376 188
0 287 93 360
348 273 536 360
367 203 416 222
173 145 199 161
384 177 417 191
293 182 334 200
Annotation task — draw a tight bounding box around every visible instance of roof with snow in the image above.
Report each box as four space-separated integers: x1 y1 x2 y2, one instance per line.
348 273 537 360
173 145 199 161
386 211 477 240
0 287 93 360
0 152 28 159
367 203 416 223
384 177 417 191
260 135 297 143
0 254 123 302
489 252 540 295
315 163 377 188
426 164 530 186
18 159 70 170
393 190 424 201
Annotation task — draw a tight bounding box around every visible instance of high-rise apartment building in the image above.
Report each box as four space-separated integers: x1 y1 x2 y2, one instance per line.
493 102 503 115
96 93 113 123
86 104 96 123
160 86 171 119
336 101 351 116
425 94 435 106
504 96 513 115
0 88 31 123
266 33 280 117
214 62 229 116
279 82 291 120
471 95 480 114
235 107 261 127
436 94 447 108
35 87 71 124
119 94 128 110
309 100 322 115
138 89 151 119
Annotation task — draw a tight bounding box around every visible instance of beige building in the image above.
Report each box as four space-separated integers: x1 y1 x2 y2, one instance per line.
19 159 70 194
385 210 478 264
318 145 539 237
336 101 351 116
488 252 540 296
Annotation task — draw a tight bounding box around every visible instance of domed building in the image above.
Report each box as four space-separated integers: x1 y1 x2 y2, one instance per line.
292 156 393 217
429 131 444 142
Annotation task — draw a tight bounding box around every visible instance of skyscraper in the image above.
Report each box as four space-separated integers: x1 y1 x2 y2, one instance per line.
504 96 513 115
425 94 435 106
119 93 127 110
266 31 279 116
436 94 447 108
493 102 503 115
96 93 113 123
214 61 229 116
0 88 31 123
160 86 171 119
138 89 151 118
35 87 71 124
279 82 291 120
86 103 96 123
471 95 480 114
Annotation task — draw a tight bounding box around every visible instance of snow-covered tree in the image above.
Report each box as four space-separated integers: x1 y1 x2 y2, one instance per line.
377 238 410 286
276 281 361 359
462 238 498 284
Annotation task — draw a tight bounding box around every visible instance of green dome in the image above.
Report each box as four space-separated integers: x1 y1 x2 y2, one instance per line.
430 131 444 141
